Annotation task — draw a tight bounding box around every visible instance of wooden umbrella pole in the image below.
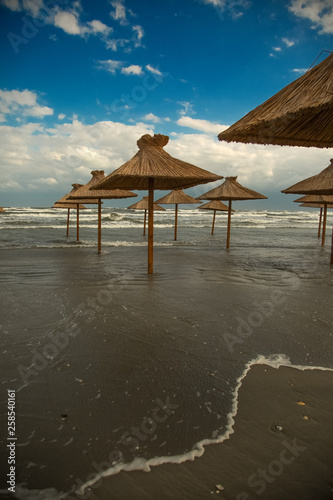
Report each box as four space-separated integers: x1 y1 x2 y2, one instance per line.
66 208 70 237
330 225 333 265
212 209 216 235
76 204 80 242
143 209 147 236
226 200 232 249
321 203 327 246
148 178 154 274
98 199 102 254
318 207 323 238
174 204 178 241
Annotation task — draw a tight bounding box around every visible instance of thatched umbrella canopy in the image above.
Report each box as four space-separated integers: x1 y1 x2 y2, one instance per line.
52 202 86 237
198 176 267 248
93 134 222 273
293 193 333 243
55 184 100 241
0 207 5 213
68 170 136 253
300 202 333 239
282 160 333 259
155 188 201 241
199 200 234 235
127 196 165 236
218 53 333 148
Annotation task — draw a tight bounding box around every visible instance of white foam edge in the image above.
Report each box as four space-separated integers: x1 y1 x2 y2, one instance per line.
77 353 333 495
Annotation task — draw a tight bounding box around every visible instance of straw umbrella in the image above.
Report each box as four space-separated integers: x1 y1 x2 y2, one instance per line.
52 202 86 237
199 200 233 235
299 202 333 239
198 176 267 248
282 159 333 263
155 189 201 241
0 207 5 213
127 196 165 236
68 170 136 253
218 53 333 148
92 134 223 274
293 194 333 243
55 184 100 242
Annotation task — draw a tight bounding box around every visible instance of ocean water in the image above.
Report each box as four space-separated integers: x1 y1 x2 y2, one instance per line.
0 206 332 499
0 205 332 250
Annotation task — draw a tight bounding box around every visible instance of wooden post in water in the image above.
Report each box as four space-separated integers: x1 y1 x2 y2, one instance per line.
321 204 327 246
143 209 147 236
98 199 102 254
226 200 232 249
66 208 70 237
318 207 323 238
148 178 154 274
174 204 178 241
76 204 80 241
211 209 216 235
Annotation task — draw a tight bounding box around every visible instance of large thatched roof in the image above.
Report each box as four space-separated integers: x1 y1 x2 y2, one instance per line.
282 159 333 195
293 194 333 204
155 188 201 205
199 200 232 211
127 196 165 211
68 170 137 200
55 184 100 205
93 134 223 191
218 53 333 148
300 203 333 208
198 176 267 201
52 203 86 209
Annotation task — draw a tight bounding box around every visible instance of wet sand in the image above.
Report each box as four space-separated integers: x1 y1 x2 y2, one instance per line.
0 245 332 500
76 365 333 500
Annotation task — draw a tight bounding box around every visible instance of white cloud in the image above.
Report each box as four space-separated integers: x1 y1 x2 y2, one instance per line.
273 46 282 52
199 0 250 20
58 113 66 120
292 68 308 75
146 65 163 77
282 37 294 47
289 0 333 34
1 0 20 10
98 59 124 74
143 113 161 123
0 89 54 119
121 64 143 75
177 116 228 135
88 19 112 35
110 0 127 24
132 25 144 47
178 101 195 116
54 11 81 35
0 113 6 122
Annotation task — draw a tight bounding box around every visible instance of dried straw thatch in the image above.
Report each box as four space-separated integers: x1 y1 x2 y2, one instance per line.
0 207 5 213
94 134 223 191
282 159 333 195
198 176 267 248
56 184 100 205
127 196 165 211
199 200 233 235
55 184 100 241
155 188 201 241
128 196 165 236
68 170 137 253
52 203 86 209
218 53 333 148
68 170 137 200
198 176 267 201
300 203 333 208
93 134 222 273
293 194 333 204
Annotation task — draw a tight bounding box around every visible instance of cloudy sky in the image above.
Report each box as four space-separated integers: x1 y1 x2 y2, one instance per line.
0 0 332 208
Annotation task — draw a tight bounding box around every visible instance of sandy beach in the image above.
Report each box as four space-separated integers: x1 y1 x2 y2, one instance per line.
0 239 332 500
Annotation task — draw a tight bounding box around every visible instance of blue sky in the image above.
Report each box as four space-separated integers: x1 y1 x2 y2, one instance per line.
0 0 333 208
